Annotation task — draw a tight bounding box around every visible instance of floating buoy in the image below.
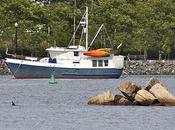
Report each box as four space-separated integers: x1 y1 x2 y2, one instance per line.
49 71 57 84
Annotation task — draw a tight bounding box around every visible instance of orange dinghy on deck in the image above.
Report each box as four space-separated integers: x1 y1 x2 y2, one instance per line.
83 50 110 57
96 48 112 52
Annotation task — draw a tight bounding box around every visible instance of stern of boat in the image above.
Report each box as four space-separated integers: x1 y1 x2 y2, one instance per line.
112 55 124 69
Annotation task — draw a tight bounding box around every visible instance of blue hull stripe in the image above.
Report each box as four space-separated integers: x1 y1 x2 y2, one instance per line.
6 63 123 79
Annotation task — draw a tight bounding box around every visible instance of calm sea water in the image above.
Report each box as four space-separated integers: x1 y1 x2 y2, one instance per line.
0 75 175 130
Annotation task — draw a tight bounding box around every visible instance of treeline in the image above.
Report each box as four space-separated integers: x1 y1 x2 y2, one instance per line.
0 0 175 59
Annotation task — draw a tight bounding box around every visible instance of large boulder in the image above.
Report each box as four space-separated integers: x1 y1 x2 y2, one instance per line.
117 81 141 101
134 89 158 106
145 78 161 91
149 83 175 106
145 78 168 91
114 95 133 105
88 91 115 105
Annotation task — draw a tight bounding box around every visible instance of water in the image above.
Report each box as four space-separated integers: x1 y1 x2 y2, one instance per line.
0 75 175 130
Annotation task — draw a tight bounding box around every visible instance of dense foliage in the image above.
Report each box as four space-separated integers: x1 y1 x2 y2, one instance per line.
0 0 175 59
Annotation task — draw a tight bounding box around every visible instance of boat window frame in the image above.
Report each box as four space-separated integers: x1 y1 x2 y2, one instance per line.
98 60 103 67
92 60 97 67
104 60 108 66
74 51 79 56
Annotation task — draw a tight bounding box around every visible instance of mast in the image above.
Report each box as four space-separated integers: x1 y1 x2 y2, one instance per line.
73 0 76 45
69 6 88 49
85 6 88 50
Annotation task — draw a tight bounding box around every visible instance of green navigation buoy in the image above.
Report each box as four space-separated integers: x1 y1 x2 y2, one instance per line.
49 71 57 84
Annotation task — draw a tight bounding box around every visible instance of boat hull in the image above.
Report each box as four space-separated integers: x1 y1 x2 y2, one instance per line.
6 62 123 79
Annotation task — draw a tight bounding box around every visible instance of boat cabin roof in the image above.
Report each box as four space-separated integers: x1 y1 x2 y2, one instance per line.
46 45 86 52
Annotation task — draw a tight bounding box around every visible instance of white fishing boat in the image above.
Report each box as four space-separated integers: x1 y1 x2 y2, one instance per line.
5 7 124 79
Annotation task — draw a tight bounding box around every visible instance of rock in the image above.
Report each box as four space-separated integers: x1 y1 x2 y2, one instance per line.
134 89 158 106
145 78 161 91
118 81 141 101
149 83 175 106
114 95 133 105
88 91 115 105
145 78 168 91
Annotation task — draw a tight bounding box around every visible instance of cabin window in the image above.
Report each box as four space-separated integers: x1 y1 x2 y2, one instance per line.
73 61 80 64
98 60 103 67
104 60 108 66
52 58 57 63
48 58 52 63
48 58 57 63
74 51 79 56
92 60 97 67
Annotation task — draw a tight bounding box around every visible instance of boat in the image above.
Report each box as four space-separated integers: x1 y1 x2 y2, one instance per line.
5 7 124 79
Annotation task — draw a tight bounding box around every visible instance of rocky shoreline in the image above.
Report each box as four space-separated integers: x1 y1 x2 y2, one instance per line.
0 60 11 75
1 59 175 75
124 60 175 75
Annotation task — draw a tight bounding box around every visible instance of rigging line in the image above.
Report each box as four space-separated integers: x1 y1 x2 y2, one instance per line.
88 24 104 50
103 25 113 51
13 61 23 77
68 11 86 46
79 29 84 46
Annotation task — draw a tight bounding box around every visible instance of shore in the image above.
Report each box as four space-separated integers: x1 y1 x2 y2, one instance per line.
2 59 175 75
0 60 11 75
124 60 175 75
